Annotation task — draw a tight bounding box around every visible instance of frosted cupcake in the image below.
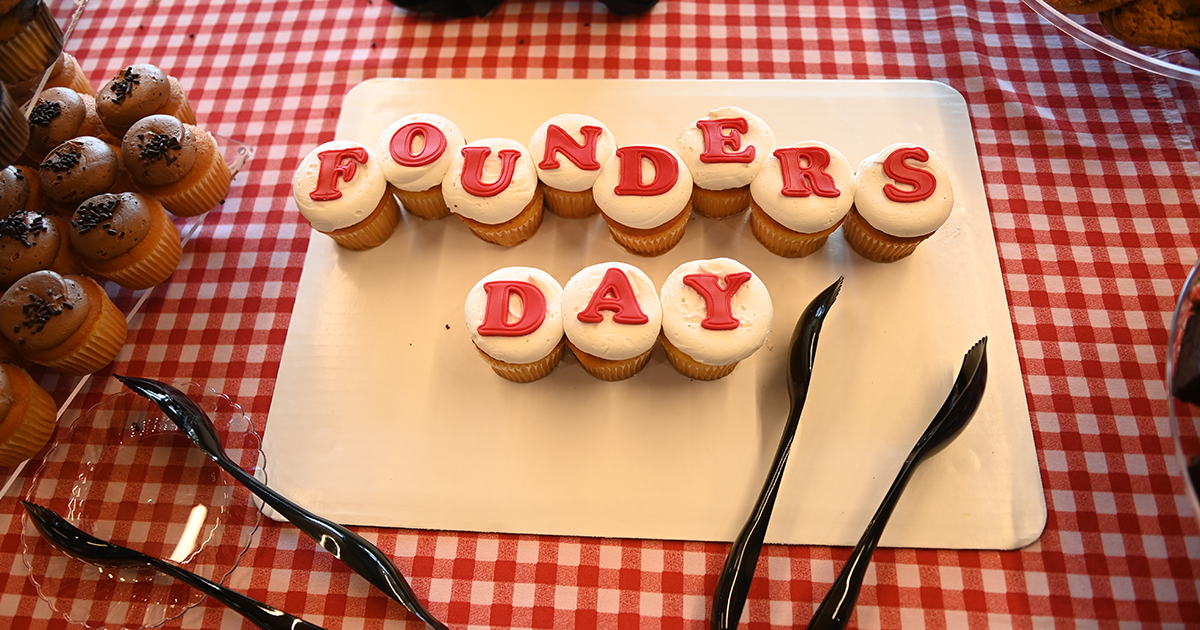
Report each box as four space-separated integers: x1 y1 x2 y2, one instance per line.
749 141 855 257
69 192 182 290
841 143 954 263
528 114 617 218
0 165 40 216
39 136 129 212
676 107 776 219
0 210 79 286
293 140 401 251
443 138 543 247
25 87 116 163
465 267 565 383
121 114 232 217
96 64 196 139
593 144 693 257
376 113 465 220
0 362 57 466
561 262 662 381
0 0 63 86
660 258 773 381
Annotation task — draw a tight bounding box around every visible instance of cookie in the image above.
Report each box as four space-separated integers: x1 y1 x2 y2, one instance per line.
1042 0 1133 14
1101 0 1200 49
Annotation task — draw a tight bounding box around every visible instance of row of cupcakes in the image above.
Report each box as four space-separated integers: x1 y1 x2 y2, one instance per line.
293 108 955 263
465 258 774 383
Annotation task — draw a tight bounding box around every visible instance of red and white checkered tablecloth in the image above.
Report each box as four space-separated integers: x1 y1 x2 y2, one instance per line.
2 0 1199 628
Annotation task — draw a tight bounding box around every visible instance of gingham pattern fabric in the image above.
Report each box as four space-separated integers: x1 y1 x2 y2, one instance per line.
2 0 1199 627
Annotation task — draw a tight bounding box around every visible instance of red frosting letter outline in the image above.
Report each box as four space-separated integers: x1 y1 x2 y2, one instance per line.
882 146 937 203
682 272 752 331
460 146 521 198
696 118 755 164
477 281 547 337
388 122 447 167
538 124 604 171
309 147 369 201
613 146 679 197
774 146 841 198
576 268 650 325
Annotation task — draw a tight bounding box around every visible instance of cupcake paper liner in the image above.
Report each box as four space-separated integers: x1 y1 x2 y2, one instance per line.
603 202 692 257
691 184 752 219
146 129 233 217
568 341 654 382
660 334 738 381
476 338 566 383
840 207 930 263
84 205 182 289
166 76 197 126
0 0 64 85
395 185 451 220
749 203 841 258
0 365 57 466
328 187 402 251
0 84 30 169
542 186 599 219
460 186 545 247
33 283 128 376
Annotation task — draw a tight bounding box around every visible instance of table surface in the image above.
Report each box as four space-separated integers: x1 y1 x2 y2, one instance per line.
3 0 1199 628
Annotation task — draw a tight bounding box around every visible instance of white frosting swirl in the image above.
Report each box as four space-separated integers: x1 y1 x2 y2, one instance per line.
292 140 388 233
465 267 564 365
561 262 662 361
443 138 538 225
750 141 856 234
660 258 773 366
528 114 617 193
375 113 466 193
852 143 954 238
592 144 694 230
675 106 776 191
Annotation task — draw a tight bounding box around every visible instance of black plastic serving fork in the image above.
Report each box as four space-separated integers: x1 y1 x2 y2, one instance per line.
22 500 326 630
115 375 450 630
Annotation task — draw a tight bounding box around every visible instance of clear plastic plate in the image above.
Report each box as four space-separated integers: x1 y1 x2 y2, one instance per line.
1167 259 1200 523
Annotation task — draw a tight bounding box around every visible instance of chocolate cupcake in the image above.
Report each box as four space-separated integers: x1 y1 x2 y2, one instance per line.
122 114 231 217
25 87 115 163
96 64 196 139
0 0 64 85
70 192 181 290
0 270 127 375
0 165 40 216
0 82 30 170
0 209 78 285
39 136 129 212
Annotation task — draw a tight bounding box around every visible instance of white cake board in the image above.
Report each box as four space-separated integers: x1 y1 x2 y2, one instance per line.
263 79 1046 550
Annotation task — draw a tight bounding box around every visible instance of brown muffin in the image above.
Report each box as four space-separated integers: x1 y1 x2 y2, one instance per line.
122 114 232 217
1101 0 1200 49
0 361 56 466
0 82 30 170
0 209 79 285
1043 0 1134 13
0 270 127 375
96 64 196 139
25 87 116 163
0 165 40 216
70 192 181 290
0 0 64 85
39 136 131 212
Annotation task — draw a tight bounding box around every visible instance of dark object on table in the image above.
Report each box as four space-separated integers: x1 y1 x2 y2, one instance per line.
0 82 30 171
385 0 658 18
1173 302 1200 405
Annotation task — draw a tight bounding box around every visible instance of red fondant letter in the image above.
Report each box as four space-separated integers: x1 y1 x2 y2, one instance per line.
682 272 752 331
538 124 604 171
460 146 521 198
309 147 369 201
882 146 937 203
388 122 447 167
477 281 547 337
697 118 755 164
613 146 679 196
576 268 650 325
774 146 840 198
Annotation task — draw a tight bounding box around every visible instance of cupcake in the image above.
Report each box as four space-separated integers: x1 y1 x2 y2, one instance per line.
659 258 773 381
593 144 693 257
528 114 617 218
376 113 465 220
841 143 954 263
0 362 57 466
25 86 116 163
0 270 128 376
675 107 776 219
0 0 64 86
443 138 543 247
749 141 856 258
292 140 400 250
561 262 662 381
121 114 232 217
0 209 79 286
6 51 93 102
39 136 130 213
96 64 196 139
464 266 566 383
69 192 182 290
0 165 40 216
0 82 30 170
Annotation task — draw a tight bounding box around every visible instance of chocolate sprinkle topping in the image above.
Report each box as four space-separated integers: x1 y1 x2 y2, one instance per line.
16 291 74 336
136 132 182 164
73 198 122 235
42 149 81 173
109 67 141 105
0 212 48 248
28 101 62 127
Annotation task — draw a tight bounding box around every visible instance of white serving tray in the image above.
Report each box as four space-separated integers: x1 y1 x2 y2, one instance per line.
263 79 1046 550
